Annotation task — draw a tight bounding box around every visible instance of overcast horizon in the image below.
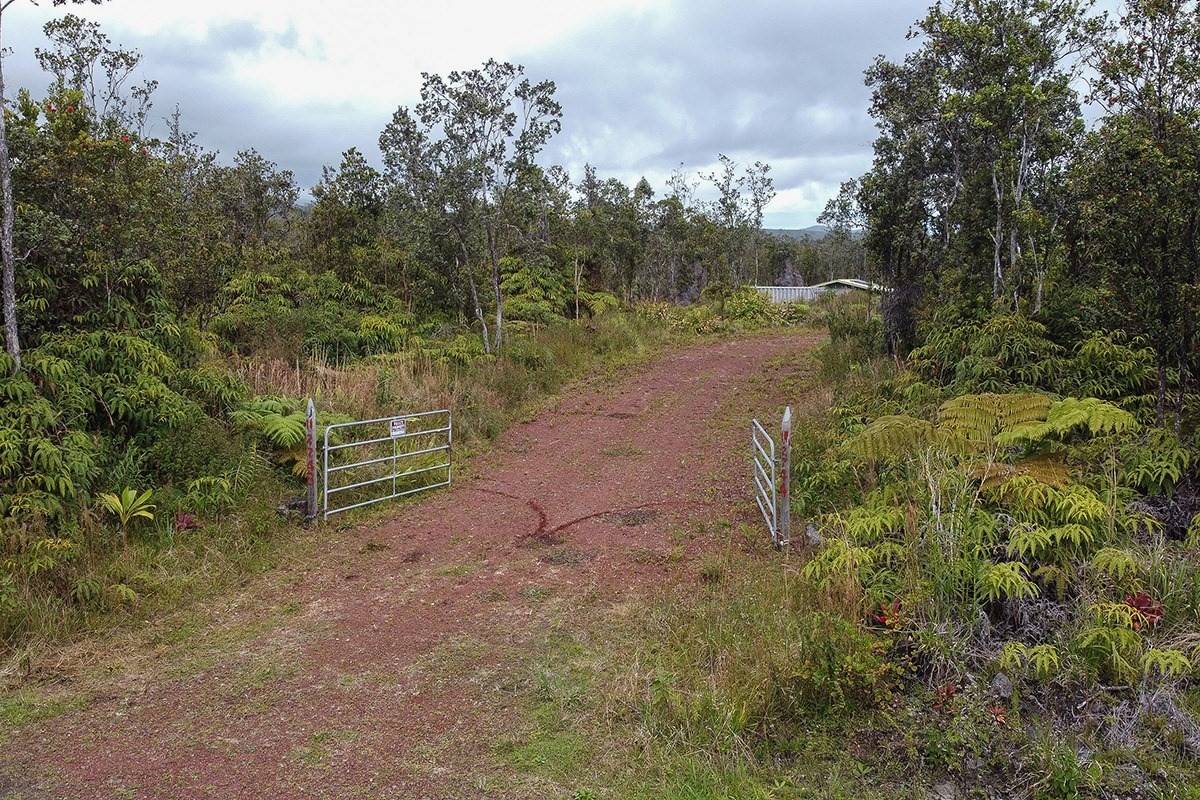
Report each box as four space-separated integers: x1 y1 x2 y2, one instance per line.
4 0 933 227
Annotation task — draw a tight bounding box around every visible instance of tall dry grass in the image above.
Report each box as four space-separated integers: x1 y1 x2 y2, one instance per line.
229 313 668 447
229 351 452 422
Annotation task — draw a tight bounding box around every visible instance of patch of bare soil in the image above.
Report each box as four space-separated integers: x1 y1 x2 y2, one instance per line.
0 330 821 799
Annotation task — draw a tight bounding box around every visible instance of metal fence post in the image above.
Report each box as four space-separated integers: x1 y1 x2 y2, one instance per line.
778 406 792 548
305 398 318 521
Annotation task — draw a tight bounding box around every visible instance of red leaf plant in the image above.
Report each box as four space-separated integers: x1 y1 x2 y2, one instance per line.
174 512 200 532
932 681 958 712
1124 591 1164 630
870 598 904 629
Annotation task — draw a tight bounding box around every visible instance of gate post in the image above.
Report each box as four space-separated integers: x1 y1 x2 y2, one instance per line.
778 406 792 548
305 398 317 521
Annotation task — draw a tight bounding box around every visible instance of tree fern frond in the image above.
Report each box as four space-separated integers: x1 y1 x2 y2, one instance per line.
973 454 1071 489
844 415 934 461
940 392 1052 446
999 397 1137 444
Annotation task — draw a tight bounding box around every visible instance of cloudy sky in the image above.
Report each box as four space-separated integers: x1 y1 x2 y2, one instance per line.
4 0 932 227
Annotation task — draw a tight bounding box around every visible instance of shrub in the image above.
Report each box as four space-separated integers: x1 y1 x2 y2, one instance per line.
911 314 1064 392
824 299 883 363
638 562 890 754
722 286 781 328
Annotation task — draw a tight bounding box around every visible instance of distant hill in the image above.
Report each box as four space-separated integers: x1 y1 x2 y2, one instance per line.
766 225 862 242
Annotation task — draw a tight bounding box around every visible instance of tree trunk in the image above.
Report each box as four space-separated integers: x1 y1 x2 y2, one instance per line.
490 251 503 352
0 8 21 372
484 224 503 353
573 255 581 320
467 270 491 355
991 164 1005 302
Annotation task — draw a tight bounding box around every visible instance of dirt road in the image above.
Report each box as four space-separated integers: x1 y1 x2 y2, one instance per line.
1 330 820 799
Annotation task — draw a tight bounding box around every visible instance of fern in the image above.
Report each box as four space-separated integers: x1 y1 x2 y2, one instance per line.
1091 548 1141 585
1033 563 1072 599
803 538 874 581
1141 648 1192 679
998 397 1136 444
996 642 1061 681
1028 644 1061 680
259 413 306 448
1049 485 1107 526
1189 514 1200 549
109 583 139 605
939 392 1052 446
1007 524 1053 559
1122 429 1191 494
998 641 1030 673
1074 625 1141 683
1047 524 1094 552
977 562 1039 602
1064 332 1154 400
1090 602 1142 629
185 477 234 518
229 446 270 495
973 454 1071 490
838 504 907 543
844 415 934 460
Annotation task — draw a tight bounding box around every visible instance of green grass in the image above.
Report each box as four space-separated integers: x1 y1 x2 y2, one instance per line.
520 585 553 602
488 543 927 798
291 728 358 769
434 561 478 578
498 729 589 778
599 444 647 458
0 690 87 736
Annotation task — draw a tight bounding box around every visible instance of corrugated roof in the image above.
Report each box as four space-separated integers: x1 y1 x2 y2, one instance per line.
751 279 887 293
809 278 886 292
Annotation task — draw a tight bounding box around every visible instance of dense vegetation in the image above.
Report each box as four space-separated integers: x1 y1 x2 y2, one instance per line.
2 0 1199 796
0 10 850 650
585 1 1200 796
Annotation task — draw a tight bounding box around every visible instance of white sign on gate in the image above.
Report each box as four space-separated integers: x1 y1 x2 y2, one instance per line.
390 417 407 438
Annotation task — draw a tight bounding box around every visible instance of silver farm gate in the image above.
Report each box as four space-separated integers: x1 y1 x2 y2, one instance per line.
751 406 791 548
322 409 452 519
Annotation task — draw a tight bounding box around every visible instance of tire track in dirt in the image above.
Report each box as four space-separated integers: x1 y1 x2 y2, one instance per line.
0 330 822 800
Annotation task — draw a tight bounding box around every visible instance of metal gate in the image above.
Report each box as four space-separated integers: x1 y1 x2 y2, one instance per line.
322 409 452 519
751 407 791 547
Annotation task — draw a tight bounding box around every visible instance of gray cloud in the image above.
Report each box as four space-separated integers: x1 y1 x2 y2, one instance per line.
4 1 933 224
522 0 929 223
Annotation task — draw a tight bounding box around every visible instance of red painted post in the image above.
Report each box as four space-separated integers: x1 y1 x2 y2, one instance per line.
305 398 317 521
779 406 792 547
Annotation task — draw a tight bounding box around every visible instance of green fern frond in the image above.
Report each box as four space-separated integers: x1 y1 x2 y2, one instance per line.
1090 602 1142 629
1007 524 1052 559
940 392 1052 443
1141 648 1192 679
258 412 306 448
1028 644 1061 680
977 561 1039 602
1047 524 1095 551
974 454 1071 490
999 397 1137 445
1091 548 1141 585
844 415 934 461
1050 485 1107 525
838 504 907 542
998 641 1029 673
1075 624 1140 683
